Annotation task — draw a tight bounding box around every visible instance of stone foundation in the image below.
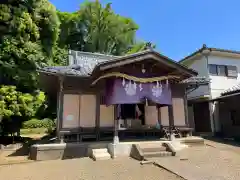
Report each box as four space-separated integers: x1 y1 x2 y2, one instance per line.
29 137 202 161
29 142 108 161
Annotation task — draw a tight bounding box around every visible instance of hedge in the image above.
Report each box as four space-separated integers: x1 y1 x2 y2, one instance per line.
22 118 55 129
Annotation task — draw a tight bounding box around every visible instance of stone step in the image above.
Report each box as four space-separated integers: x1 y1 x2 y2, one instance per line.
143 151 172 158
138 143 163 148
91 148 111 161
92 152 111 161
180 137 204 146
139 143 165 149
92 148 108 154
141 146 167 153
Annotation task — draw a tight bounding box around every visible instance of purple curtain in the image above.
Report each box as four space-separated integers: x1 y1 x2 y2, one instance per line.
105 78 172 105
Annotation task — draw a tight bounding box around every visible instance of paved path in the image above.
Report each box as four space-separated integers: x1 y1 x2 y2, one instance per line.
0 157 183 180
152 145 240 180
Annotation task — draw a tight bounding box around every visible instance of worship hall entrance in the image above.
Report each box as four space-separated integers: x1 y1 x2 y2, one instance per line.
120 104 146 128
117 102 163 140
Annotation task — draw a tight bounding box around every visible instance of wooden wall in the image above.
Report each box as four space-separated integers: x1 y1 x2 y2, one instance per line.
60 77 188 129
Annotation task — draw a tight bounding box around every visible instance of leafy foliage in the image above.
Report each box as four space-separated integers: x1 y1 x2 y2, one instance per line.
51 46 68 66
0 0 60 54
0 0 60 92
0 85 46 119
126 42 156 54
22 118 55 129
58 0 139 55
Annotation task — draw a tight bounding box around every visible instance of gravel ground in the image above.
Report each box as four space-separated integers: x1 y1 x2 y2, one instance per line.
0 157 183 180
204 138 240 154
153 145 240 180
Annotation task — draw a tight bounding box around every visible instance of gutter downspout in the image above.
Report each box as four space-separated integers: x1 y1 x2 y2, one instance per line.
201 48 215 133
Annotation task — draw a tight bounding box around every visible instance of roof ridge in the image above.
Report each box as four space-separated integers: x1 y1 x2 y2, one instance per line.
69 50 118 58
179 45 240 63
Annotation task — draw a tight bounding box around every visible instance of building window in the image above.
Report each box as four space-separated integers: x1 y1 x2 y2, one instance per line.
230 110 240 126
217 65 226 76
209 64 238 78
209 64 217 75
226 65 238 78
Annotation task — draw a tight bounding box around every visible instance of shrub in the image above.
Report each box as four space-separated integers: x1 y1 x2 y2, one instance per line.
23 118 55 129
45 127 56 134
42 118 55 128
0 86 46 119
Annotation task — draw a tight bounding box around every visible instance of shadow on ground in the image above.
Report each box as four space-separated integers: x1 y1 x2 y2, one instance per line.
62 143 88 160
203 136 240 147
0 133 56 158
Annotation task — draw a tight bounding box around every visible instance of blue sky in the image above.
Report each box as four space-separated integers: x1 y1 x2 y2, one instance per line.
50 0 240 60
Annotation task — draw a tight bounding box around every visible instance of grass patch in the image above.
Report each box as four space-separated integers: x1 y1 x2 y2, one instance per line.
20 128 47 135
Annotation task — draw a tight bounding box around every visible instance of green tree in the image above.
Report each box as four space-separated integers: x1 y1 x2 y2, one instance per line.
126 42 156 54
57 11 79 49
0 86 46 119
58 0 139 55
0 85 46 135
51 46 68 66
0 0 60 92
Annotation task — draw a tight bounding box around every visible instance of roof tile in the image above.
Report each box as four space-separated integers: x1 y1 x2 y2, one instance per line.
221 83 240 95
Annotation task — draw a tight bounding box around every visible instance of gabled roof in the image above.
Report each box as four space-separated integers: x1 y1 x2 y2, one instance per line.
93 49 198 76
39 49 198 77
179 44 240 63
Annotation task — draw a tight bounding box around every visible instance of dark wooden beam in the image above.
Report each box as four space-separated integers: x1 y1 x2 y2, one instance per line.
168 105 174 138
57 76 64 142
95 93 100 140
157 105 161 125
183 88 189 126
113 105 119 143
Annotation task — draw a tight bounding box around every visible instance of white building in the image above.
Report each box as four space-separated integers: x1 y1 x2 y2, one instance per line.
180 45 240 134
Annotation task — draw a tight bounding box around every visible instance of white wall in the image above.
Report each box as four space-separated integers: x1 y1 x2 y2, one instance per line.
208 55 240 98
183 54 240 133
186 56 210 99
185 55 240 99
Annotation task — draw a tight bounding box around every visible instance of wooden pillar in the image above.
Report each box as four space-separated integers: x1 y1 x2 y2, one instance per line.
168 105 174 140
168 83 174 140
57 76 64 142
113 104 119 144
184 88 189 126
95 93 100 140
157 105 161 125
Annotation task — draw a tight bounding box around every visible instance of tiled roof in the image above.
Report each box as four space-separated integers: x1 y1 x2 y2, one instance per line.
38 50 199 80
67 50 116 75
179 44 240 63
39 65 209 85
39 50 116 76
38 65 91 77
180 76 210 84
221 83 240 96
